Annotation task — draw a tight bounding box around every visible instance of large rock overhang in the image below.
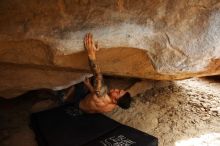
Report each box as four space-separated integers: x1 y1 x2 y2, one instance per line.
0 0 219 98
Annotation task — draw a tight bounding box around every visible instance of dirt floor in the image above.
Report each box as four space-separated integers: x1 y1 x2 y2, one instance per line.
0 77 220 146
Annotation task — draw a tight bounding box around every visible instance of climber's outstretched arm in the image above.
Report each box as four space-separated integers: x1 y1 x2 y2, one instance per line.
84 33 104 97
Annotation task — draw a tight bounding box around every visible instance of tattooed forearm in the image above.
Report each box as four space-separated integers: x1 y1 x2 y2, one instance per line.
88 58 107 97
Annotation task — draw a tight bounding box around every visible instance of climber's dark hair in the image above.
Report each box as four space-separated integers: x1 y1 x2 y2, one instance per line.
117 92 131 109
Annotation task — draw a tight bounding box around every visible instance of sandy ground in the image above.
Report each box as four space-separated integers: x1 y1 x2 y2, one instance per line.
0 77 220 146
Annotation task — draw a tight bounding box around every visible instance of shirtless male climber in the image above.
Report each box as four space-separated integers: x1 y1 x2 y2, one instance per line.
61 33 132 113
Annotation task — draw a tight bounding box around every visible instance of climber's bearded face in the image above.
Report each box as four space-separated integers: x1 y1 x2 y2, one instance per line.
109 89 126 101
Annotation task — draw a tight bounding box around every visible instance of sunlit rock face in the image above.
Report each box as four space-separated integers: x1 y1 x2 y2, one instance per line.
0 0 220 98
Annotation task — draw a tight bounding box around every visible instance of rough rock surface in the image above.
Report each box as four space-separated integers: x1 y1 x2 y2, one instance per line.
0 0 220 98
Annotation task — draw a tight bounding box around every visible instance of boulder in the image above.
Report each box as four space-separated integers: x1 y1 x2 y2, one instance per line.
0 0 220 98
